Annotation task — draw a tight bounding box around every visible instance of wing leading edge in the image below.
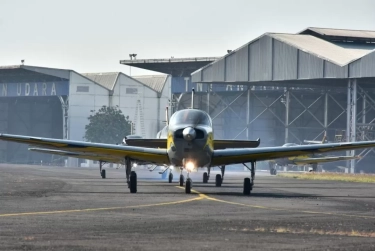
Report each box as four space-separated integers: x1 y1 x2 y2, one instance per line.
212 141 375 166
0 134 169 165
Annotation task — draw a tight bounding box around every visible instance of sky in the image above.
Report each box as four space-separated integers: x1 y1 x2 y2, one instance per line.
1 0 374 76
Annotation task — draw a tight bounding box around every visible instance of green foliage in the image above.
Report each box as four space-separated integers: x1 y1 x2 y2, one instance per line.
84 105 131 144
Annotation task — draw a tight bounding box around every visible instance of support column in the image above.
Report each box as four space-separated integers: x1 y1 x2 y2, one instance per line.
350 79 357 173
284 89 290 143
246 88 251 140
324 91 328 133
346 81 351 172
362 94 366 140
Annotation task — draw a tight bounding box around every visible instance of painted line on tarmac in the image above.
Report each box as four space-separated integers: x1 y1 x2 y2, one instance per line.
0 196 203 218
178 187 375 219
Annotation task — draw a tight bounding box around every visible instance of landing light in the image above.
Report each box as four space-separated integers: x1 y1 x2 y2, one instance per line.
186 162 195 172
170 165 174 170
133 163 138 168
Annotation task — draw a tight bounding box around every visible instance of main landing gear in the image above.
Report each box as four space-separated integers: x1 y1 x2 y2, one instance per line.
203 167 210 183
125 157 137 193
215 165 225 187
242 161 256 195
179 167 184 187
99 161 106 179
269 162 277 175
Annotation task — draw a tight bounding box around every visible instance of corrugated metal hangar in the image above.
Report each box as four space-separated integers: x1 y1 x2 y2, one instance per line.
0 65 170 166
122 27 375 173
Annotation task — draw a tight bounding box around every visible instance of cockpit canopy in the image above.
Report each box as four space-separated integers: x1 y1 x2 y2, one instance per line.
169 109 212 127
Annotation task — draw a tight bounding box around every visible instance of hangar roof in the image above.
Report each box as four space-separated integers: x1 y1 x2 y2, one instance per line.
269 33 375 66
132 75 168 93
0 65 70 83
82 72 168 94
119 57 218 76
82 72 119 91
191 27 375 84
300 27 375 41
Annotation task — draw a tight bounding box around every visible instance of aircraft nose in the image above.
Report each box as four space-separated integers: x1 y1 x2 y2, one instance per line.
182 127 196 141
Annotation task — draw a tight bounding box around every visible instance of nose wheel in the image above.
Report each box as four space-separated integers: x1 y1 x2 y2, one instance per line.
185 178 192 194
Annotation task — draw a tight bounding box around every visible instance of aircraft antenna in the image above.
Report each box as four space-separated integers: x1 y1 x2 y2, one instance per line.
191 88 195 109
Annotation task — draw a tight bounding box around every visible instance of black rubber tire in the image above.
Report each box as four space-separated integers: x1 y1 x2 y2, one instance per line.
215 174 222 187
243 177 251 195
130 171 137 193
185 178 192 194
203 172 208 183
179 175 184 187
168 173 173 183
273 169 277 175
101 170 106 179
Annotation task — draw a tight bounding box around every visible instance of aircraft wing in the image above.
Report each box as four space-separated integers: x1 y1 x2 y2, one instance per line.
211 141 375 166
125 138 261 149
125 138 167 148
213 139 260 149
0 134 169 165
293 155 361 165
29 148 125 164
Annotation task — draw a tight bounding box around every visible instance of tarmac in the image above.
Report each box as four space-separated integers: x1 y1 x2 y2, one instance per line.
1 164 375 250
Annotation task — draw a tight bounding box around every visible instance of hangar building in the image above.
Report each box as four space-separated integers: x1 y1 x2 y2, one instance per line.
0 65 170 165
122 27 375 173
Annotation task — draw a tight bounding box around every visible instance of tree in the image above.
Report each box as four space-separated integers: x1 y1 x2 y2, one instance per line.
84 105 131 144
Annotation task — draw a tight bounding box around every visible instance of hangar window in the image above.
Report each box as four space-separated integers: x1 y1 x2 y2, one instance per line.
126 88 138 94
76 86 89 92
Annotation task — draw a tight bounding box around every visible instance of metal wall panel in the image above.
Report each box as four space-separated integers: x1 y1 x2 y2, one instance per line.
298 51 324 79
360 51 375 77
249 40 260 81
202 66 213 82
235 45 249 81
225 53 236 82
191 69 202 83
349 59 361 78
273 40 298 80
324 61 348 78
259 36 273 81
212 59 225 82
249 36 273 82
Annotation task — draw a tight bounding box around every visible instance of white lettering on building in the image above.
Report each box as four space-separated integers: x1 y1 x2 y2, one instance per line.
25 83 30 96
2 84 7 96
33 83 38 96
17 83 22 96
196 83 203 92
51 83 56 95
42 83 47 95
184 77 190 92
226 84 233 91
237 85 244 91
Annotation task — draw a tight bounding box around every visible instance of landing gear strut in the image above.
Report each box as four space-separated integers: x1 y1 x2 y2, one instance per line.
311 163 318 172
125 157 137 193
99 160 106 179
243 161 255 195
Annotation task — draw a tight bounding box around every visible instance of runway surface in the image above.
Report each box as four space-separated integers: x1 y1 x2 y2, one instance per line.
1 164 375 250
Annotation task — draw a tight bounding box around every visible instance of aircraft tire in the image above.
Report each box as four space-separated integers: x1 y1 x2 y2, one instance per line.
130 171 137 193
203 172 208 183
273 169 277 175
215 174 222 187
243 178 251 195
179 175 184 187
185 178 192 194
168 173 173 183
101 170 106 179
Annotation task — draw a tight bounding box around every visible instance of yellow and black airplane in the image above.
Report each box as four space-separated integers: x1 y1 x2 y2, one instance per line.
1 89 375 195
